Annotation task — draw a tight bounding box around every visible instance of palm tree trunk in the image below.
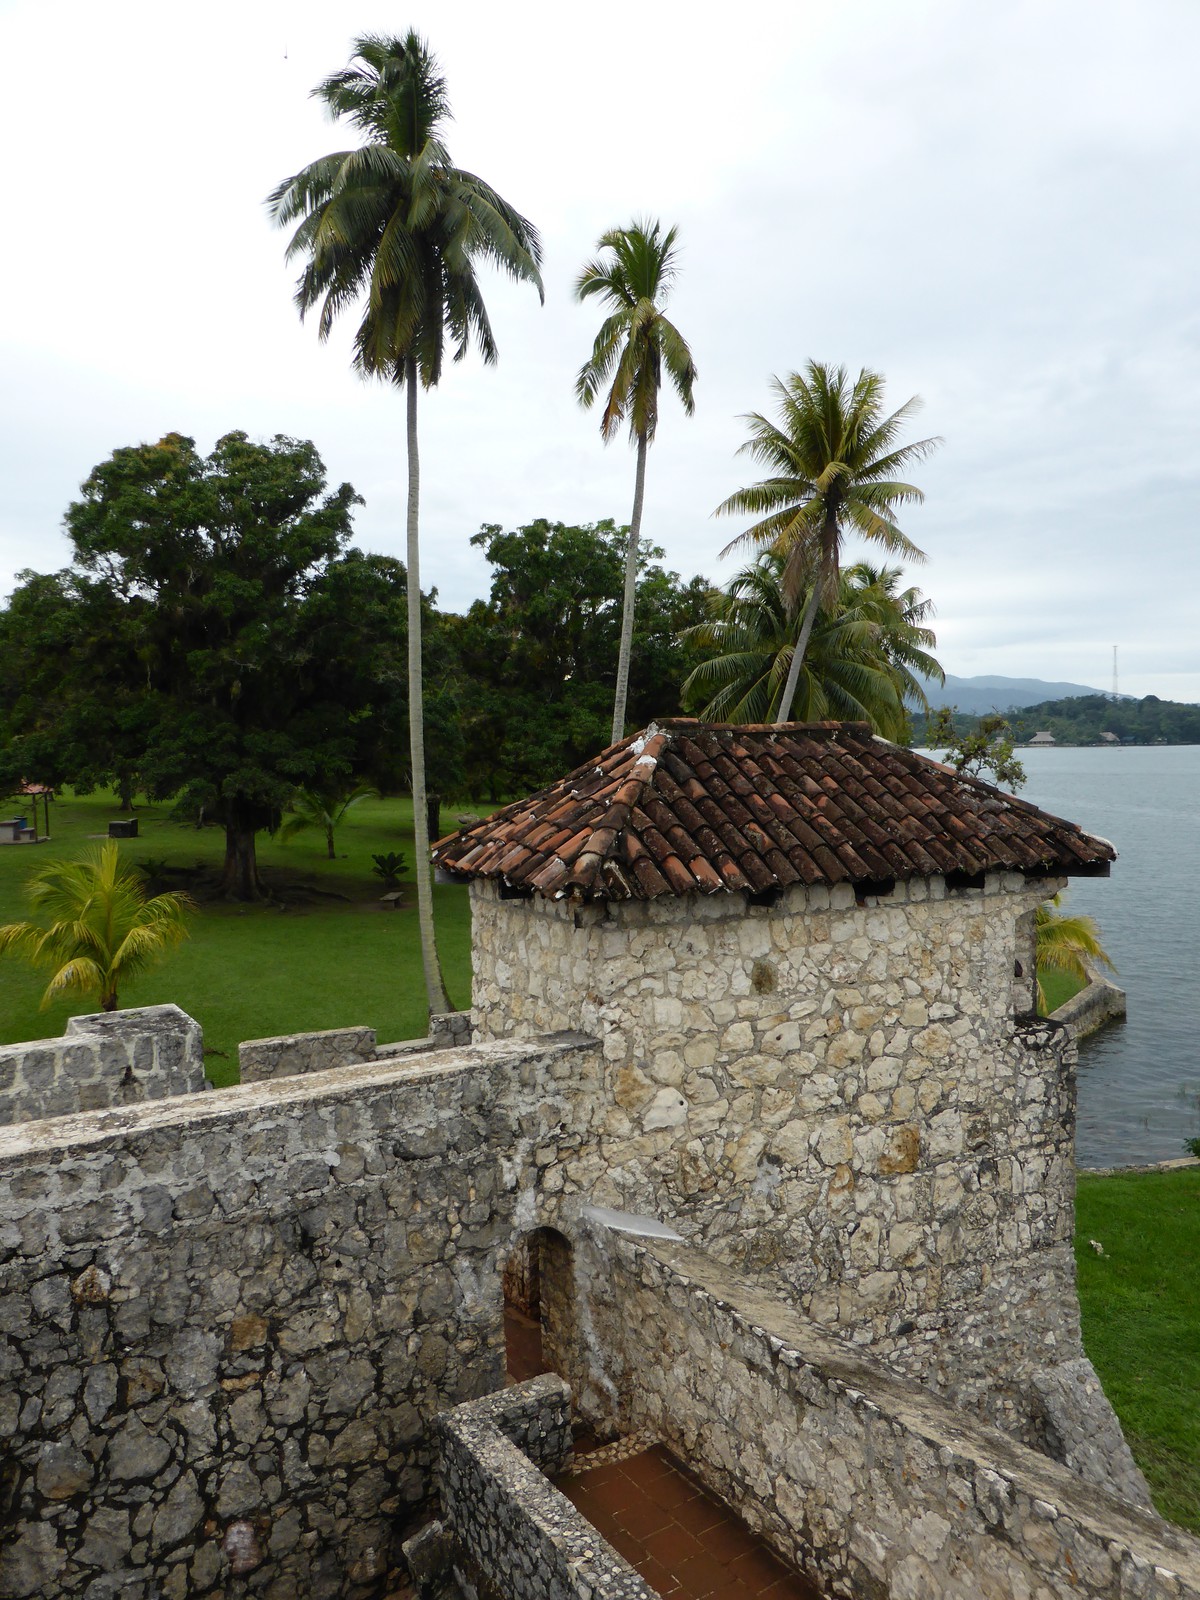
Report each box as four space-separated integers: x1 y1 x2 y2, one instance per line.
774 577 824 724
405 360 451 1018
611 433 648 746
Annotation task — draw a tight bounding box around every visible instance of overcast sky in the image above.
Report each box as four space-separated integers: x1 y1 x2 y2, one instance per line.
1 0 1196 701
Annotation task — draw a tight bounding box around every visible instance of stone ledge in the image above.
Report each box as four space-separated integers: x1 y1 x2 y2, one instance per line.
1050 976 1127 1042
0 1032 598 1164
238 1024 377 1080
0 1005 205 1127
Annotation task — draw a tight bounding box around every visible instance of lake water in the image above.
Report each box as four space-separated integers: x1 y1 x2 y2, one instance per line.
968 746 1200 1168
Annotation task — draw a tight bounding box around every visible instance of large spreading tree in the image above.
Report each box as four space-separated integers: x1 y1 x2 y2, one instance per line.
269 30 543 1018
575 220 697 745
0 430 395 900
717 362 939 724
451 518 710 796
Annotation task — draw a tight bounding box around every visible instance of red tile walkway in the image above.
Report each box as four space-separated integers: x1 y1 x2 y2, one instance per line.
559 1445 822 1600
505 1305 822 1598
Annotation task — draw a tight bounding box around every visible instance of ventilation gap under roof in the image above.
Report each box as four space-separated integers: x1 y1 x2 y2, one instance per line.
855 877 896 906
945 869 987 893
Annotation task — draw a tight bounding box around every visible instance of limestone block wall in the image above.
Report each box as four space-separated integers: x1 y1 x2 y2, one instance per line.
470 874 1086 1430
238 1025 378 1082
434 1375 653 1600
580 1231 1193 1600
0 1033 601 1600
238 1017 474 1083
428 1011 472 1051
0 990 1155 1596
0 1005 205 1126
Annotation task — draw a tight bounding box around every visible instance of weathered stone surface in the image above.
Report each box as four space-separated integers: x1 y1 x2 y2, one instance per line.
36 1439 93 1500
0 1520 65 1596
238 1025 377 1082
107 1417 172 1483
434 1376 654 1599
230 1313 268 1351
151 1471 204 1552
0 1005 205 1127
469 874 1090 1438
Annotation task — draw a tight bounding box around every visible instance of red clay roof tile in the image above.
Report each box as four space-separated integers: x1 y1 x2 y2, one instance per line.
432 721 1116 901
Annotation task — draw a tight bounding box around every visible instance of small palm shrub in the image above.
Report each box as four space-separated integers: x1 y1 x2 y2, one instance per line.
371 852 408 888
0 842 193 1012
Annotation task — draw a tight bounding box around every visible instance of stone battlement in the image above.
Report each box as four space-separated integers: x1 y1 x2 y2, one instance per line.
0 855 1157 1597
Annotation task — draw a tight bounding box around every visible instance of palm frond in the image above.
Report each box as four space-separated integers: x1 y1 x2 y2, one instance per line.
270 33 542 380
573 219 695 448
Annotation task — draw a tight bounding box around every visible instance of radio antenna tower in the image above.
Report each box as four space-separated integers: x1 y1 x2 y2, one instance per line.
1112 645 1119 701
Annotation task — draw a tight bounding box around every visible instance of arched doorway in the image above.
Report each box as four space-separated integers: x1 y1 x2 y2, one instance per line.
502 1227 576 1385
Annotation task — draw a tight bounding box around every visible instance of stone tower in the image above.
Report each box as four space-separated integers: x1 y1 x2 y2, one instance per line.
435 720 1141 1487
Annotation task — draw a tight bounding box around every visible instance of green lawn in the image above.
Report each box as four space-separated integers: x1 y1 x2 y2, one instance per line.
1076 1167 1200 1531
0 789 473 1085
1040 966 1086 1014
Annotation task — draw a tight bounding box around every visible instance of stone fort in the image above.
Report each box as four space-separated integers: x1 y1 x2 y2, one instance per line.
1 720 1197 1599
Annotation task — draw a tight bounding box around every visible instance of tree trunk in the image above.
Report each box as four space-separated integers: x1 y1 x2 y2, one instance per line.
220 809 267 901
118 771 136 812
611 433 648 747
325 826 336 860
774 573 825 725
405 363 451 1018
427 792 442 846
100 993 118 1012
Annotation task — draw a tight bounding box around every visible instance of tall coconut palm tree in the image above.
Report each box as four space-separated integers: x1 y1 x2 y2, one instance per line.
0 842 192 1013
269 32 543 1017
575 220 697 745
717 362 940 725
681 554 941 736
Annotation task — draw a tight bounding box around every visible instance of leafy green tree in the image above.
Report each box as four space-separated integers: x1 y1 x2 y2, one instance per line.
682 555 941 736
269 31 543 1019
575 220 697 745
0 568 149 808
1035 894 1116 1014
927 707 1027 791
452 519 709 796
3 431 394 900
278 781 379 859
0 842 192 1012
718 362 939 724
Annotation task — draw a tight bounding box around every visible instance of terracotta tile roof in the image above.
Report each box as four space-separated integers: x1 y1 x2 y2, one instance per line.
433 720 1115 902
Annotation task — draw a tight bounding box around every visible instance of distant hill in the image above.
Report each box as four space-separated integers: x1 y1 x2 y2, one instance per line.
912 692 1200 746
915 673 1104 717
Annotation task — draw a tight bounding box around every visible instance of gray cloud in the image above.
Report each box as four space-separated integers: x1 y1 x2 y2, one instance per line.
1 0 1196 700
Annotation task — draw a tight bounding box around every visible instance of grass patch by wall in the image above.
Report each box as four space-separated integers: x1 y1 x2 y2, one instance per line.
1039 967 1086 1014
1076 1166 1200 1532
0 789 473 1085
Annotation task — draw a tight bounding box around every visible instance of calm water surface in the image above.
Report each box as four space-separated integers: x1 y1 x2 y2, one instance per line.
1005 747 1199 1167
